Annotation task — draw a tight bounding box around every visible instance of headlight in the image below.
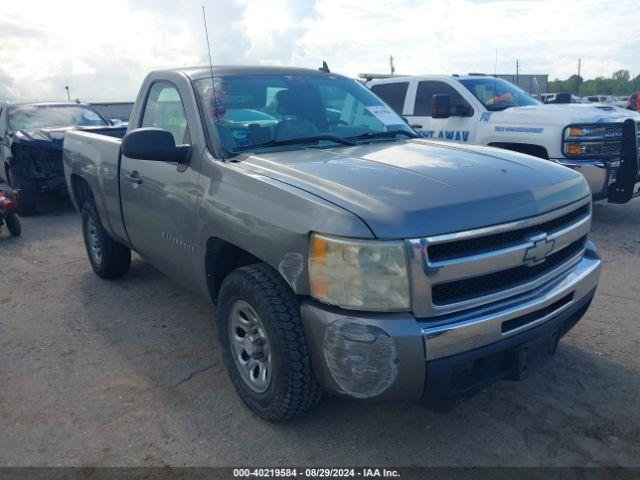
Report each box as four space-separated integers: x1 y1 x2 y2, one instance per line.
308 233 410 311
563 124 619 157
565 142 606 155
567 126 606 138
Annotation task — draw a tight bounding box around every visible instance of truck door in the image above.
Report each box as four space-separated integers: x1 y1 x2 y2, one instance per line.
369 81 410 118
405 80 477 144
120 81 200 283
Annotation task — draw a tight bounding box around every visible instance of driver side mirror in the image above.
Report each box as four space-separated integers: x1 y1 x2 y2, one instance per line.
431 94 451 119
122 128 191 164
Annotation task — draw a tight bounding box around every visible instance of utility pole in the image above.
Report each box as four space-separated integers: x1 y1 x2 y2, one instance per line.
389 55 395 76
576 58 581 95
65 86 71 101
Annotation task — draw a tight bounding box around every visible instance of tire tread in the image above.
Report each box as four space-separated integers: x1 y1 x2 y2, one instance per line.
82 203 131 279
218 263 322 421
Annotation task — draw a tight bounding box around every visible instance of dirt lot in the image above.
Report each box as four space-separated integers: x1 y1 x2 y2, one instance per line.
0 198 639 467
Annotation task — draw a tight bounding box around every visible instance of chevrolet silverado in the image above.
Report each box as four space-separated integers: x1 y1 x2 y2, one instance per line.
63 66 601 421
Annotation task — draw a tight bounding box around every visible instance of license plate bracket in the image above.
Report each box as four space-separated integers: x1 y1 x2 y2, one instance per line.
508 328 560 380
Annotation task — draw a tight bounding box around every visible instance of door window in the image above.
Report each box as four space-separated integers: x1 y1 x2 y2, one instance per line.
370 82 409 114
141 82 191 145
414 81 473 117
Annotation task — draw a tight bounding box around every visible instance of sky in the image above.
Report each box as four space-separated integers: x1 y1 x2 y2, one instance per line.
0 0 638 102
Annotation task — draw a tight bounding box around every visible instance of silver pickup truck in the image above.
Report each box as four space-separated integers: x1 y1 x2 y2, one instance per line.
63 66 601 421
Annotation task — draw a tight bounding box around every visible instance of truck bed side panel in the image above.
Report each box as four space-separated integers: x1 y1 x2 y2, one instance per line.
63 130 129 245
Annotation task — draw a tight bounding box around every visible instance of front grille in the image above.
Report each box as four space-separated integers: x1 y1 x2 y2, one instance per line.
432 236 586 305
428 204 590 262
12 145 63 178
602 142 622 155
605 124 624 137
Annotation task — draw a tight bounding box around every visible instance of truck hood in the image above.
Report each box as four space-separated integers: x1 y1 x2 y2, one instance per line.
10 127 73 152
493 103 640 127
238 139 590 238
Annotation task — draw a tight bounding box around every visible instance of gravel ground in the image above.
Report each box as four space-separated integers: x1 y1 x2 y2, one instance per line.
0 198 639 467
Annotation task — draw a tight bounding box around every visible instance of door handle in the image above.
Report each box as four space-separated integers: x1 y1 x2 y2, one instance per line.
125 173 143 185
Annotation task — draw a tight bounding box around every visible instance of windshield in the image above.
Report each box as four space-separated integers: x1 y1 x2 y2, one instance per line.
8 105 108 131
194 74 414 154
459 78 540 111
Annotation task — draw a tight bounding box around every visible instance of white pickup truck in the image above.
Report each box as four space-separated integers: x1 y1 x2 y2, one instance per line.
367 74 640 203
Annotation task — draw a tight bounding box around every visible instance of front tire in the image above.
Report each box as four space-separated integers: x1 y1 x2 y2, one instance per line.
5 214 21 237
81 202 131 279
217 263 323 421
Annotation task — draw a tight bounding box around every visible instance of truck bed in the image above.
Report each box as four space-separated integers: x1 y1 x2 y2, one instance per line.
63 128 129 246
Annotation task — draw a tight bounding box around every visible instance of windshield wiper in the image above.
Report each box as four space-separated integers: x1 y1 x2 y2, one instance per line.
349 129 420 141
233 134 356 153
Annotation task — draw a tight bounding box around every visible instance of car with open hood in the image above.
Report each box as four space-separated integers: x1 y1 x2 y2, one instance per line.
0 101 110 215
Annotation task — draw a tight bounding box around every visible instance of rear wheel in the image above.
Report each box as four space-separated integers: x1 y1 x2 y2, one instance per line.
217 263 323 421
5 214 21 237
81 202 131 279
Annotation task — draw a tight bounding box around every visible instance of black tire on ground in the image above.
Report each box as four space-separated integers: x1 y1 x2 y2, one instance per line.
5 214 21 237
217 263 323 421
81 202 131 279
18 202 37 217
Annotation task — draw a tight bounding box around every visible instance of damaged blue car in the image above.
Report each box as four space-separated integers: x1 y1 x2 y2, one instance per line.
0 102 109 215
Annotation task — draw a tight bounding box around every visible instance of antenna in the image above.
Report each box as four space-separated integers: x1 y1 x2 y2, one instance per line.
202 5 215 82
492 48 498 101
201 5 222 125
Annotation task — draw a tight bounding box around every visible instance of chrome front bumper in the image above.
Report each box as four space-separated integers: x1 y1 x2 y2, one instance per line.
553 159 611 200
300 242 601 404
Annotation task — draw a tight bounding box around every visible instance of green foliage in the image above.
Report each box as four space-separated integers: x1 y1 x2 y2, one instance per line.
548 70 639 96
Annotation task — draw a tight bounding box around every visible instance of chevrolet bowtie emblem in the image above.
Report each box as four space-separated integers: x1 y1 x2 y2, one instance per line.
524 233 555 265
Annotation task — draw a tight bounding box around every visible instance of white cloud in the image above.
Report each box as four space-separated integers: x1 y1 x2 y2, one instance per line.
0 0 638 101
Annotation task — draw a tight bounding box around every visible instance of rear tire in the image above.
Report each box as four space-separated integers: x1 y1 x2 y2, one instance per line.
6 214 21 237
81 202 131 279
217 263 323 421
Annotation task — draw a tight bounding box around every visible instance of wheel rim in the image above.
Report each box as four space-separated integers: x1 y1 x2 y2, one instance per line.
228 299 272 393
85 215 102 264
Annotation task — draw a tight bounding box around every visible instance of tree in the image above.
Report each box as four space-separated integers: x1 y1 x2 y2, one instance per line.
548 70 635 96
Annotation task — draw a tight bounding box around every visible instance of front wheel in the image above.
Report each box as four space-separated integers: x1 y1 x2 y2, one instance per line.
5 214 21 236
81 202 131 279
217 263 323 421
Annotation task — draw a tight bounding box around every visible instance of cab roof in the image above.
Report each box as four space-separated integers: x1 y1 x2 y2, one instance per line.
155 65 343 80
4 101 94 108
367 74 494 84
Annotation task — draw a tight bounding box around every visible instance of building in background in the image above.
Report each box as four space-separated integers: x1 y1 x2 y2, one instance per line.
90 102 134 121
